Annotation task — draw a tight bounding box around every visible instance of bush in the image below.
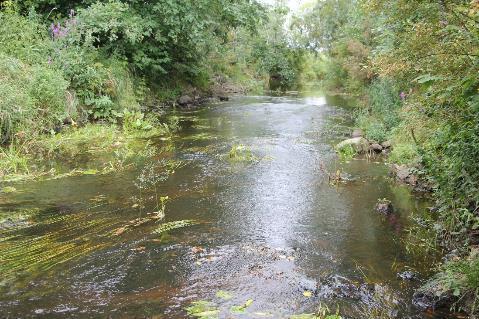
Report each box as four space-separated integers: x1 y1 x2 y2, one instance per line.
356 114 388 142
422 251 479 316
367 78 401 129
0 12 51 65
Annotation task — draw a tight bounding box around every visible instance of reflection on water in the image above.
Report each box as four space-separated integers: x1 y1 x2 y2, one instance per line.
0 94 439 318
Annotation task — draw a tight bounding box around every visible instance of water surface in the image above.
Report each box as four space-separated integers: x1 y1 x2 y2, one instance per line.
0 95 437 318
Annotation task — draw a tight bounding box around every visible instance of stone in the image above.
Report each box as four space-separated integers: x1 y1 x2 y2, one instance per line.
218 95 229 101
381 140 392 149
178 95 193 106
370 143 383 152
393 164 412 182
336 137 370 154
412 290 452 311
352 129 364 138
398 271 417 281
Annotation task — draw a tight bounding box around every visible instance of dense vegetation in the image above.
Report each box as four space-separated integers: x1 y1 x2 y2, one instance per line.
296 0 479 314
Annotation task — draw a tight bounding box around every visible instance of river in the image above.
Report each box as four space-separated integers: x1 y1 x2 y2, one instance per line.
0 95 440 318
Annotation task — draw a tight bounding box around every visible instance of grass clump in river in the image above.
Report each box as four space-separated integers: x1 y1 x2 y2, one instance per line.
185 295 342 319
228 144 258 163
186 301 220 318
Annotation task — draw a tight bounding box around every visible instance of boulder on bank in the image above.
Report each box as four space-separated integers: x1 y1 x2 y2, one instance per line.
178 95 194 106
381 140 392 149
392 164 418 186
370 143 383 152
412 289 453 311
336 137 370 154
352 129 364 138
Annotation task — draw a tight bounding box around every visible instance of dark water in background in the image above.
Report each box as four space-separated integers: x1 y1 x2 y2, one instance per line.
0 95 441 318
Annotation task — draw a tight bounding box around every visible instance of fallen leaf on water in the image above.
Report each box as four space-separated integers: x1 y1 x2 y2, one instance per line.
191 246 204 254
114 227 127 236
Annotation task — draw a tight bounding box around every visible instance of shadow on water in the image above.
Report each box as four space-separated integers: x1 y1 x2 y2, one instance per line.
0 94 448 318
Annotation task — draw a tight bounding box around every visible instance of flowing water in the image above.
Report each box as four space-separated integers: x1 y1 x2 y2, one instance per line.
0 95 442 318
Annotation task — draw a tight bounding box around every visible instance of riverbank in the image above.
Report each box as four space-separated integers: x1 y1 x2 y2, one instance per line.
307 0 479 314
331 95 479 315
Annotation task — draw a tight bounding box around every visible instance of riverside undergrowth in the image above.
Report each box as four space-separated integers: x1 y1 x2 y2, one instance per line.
294 0 479 315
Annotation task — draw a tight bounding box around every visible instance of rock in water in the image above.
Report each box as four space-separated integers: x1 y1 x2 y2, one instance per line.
375 199 394 214
178 95 193 106
336 137 370 154
398 271 417 281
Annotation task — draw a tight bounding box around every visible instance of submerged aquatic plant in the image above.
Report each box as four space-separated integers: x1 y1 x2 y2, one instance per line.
152 220 198 235
230 299 253 314
0 211 120 284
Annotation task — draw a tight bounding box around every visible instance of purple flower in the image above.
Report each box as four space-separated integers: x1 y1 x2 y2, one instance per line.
50 21 70 39
50 22 61 38
400 92 406 100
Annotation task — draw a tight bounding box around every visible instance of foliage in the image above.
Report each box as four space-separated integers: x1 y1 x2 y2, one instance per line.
0 146 30 175
336 144 355 161
421 250 479 315
252 4 304 91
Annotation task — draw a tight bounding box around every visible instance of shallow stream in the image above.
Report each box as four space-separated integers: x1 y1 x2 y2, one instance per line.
0 95 442 318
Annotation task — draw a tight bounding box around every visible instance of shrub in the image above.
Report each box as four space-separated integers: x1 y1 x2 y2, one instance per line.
356 114 388 142
367 78 402 129
0 12 51 65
